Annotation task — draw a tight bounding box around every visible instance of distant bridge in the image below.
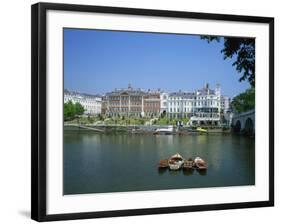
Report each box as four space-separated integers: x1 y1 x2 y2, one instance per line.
232 109 255 135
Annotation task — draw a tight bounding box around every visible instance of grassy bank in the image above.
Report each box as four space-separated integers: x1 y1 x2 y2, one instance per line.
64 115 187 126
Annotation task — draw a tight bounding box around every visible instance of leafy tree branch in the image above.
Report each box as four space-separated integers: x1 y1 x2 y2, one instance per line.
201 36 255 87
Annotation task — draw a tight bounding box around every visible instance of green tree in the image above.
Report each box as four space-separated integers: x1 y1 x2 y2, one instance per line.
64 101 85 121
201 36 255 87
64 101 75 121
74 102 85 116
231 88 255 113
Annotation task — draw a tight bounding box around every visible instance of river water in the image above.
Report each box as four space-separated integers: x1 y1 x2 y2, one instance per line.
63 131 255 195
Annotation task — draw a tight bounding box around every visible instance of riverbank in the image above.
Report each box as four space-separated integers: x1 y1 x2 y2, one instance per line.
64 116 187 126
64 123 231 135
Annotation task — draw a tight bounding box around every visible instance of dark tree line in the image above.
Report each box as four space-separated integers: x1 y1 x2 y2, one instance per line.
230 88 255 113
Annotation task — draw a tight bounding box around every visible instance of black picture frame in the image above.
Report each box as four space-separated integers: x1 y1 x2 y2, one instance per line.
31 2 274 222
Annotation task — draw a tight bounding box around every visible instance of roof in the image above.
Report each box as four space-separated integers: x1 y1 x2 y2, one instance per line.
106 87 146 96
169 91 195 99
64 89 101 98
197 88 215 95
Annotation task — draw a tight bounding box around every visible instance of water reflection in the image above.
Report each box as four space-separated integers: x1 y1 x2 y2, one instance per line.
197 169 207 176
64 132 255 195
168 170 180 176
158 168 205 176
158 168 167 176
183 169 195 176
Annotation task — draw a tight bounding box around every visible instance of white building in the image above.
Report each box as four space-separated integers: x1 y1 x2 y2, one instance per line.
160 92 169 114
167 83 223 126
190 83 221 125
64 90 102 115
221 95 230 114
168 91 195 119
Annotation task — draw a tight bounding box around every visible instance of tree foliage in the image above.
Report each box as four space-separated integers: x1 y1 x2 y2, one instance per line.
230 88 255 113
75 102 85 115
201 36 255 87
64 101 85 121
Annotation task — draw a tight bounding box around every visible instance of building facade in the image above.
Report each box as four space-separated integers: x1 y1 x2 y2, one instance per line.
143 91 161 117
189 84 221 125
65 83 229 125
167 84 222 125
64 90 102 115
106 85 162 117
221 95 230 114
160 92 169 115
106 85 146 117
168 91 195 119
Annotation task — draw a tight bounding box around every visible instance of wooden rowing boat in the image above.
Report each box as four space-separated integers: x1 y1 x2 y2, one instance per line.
194 157 207 170
168 153 184 170
158 159 169 168
183 158 194 169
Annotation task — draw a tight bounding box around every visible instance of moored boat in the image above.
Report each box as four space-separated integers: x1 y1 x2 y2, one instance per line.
158 159 169 168
196 127 208 133
168 153 184 170
194 157 207 170
153 126 173 135
183 158 194 169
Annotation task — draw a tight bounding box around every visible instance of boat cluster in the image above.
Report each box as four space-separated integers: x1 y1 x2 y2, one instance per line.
158 153 207 171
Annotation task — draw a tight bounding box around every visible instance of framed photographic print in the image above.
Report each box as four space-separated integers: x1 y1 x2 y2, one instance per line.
31 2 274 222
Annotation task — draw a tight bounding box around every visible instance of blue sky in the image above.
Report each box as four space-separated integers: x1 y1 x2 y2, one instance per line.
64 28 251 98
